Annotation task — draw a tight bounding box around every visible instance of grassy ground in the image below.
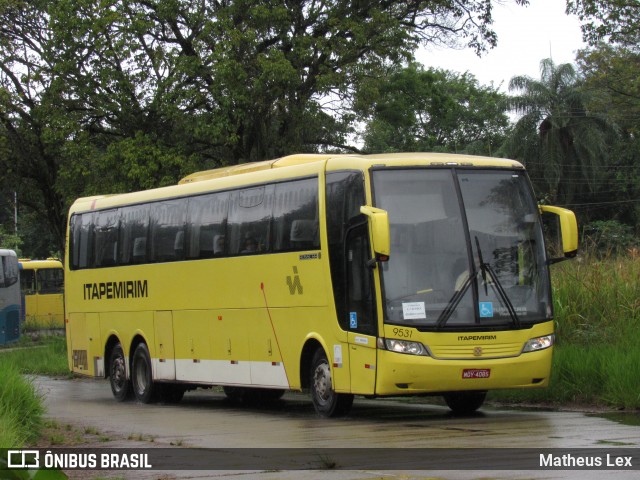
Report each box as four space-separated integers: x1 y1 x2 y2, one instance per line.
0 336 68 448
492 253 640 409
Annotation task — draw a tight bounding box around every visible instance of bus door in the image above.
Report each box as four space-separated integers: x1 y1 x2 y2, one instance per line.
345 223 377 394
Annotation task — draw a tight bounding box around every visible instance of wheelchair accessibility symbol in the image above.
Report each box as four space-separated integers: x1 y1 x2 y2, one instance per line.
479 302 494 318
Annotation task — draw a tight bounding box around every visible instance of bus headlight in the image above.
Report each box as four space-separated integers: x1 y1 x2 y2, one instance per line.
522 334 555 353
381 338 430 356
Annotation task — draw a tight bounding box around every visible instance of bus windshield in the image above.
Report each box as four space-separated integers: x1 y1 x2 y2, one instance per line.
372 168 551 330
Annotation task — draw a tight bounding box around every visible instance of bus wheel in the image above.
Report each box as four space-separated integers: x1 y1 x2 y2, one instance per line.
109 343 132 401
310 349 354 417
131 343 156 403
443 391 486 415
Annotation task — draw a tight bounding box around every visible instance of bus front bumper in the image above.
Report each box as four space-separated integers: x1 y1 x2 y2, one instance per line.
375 347 553 396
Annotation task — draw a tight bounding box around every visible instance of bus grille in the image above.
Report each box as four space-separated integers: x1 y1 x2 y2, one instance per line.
73 350 88 370
430 342 523 359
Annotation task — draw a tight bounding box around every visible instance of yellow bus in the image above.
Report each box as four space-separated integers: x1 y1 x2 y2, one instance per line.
64 153 577 416
19 259 65 329
1 249 21 345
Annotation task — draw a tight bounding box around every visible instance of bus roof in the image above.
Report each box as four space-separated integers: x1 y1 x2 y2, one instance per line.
18 259 63 270
69 152 524 214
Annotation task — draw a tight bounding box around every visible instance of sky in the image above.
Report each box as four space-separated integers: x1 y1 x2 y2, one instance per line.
415 0 587 91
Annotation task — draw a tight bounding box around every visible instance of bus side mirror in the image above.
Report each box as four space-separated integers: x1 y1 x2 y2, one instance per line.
539 205 578 263
360 206 390 262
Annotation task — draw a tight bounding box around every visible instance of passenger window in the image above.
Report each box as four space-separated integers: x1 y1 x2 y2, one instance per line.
150 199 187 262
20 270 36 294
227 186 274 255
272 178 319 252
186 192 230 259
0 255 19 288
94 209 119 267
119 205 150 265
71 212 95 269
37 269 64 294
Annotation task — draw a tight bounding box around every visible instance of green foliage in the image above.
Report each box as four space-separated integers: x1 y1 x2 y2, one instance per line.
574 44 640 226
1 0 525 254
357 64 509 155
505 58 618 207
567 0 640 47
582 220 638 256
0 364 44 447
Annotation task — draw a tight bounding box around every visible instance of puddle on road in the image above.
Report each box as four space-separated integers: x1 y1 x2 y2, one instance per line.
589 411 640 427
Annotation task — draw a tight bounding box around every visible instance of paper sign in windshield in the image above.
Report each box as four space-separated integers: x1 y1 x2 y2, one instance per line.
402 302 426 320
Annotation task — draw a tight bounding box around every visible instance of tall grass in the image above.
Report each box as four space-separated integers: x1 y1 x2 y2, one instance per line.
0 364 44 447
494 253 640 409
553 254 640 347
0 336 69 448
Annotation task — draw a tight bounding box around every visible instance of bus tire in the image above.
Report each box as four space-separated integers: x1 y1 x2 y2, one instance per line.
310 348 353 417
131 343 157 404
443 391 486 415
109 342 132 402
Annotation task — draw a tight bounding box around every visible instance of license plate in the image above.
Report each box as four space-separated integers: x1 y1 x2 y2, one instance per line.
462 369 491 379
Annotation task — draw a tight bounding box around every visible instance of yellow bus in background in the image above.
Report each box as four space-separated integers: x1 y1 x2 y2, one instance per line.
19 259 65 329
64 153 577 416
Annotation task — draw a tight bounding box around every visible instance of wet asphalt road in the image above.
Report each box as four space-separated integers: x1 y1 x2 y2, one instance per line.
31 376 640 480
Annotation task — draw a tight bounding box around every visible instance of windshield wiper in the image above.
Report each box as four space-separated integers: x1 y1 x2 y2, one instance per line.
436 238 522 329
474 236 521 329
435 273 474 330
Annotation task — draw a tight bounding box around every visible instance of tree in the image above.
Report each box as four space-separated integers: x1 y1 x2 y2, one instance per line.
1 0 529 253
567 0 640 47
357 64 509 154
505 58 617 207
576 45 640 226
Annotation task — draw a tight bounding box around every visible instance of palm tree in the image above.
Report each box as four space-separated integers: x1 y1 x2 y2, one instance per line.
505 58 616 205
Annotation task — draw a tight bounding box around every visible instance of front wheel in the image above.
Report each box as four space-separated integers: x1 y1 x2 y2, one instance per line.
443 391 486 415
109 342 132 402
131 343 157 403
310 349 353 417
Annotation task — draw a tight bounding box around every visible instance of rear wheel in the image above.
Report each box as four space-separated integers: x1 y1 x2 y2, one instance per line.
310 349 353 417
131 343 157 403
443 391 486 415
109 343 132 401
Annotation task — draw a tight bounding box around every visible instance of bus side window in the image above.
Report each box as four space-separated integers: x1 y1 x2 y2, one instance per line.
272 178 319 252
119 204 150 265
228 186 274 255
150 199 187 262
94 209 119 267
0 255 18 288
186 192 230 259
346 223 376 336
71 212 95 270
37 269 64 294
20 270 36 294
